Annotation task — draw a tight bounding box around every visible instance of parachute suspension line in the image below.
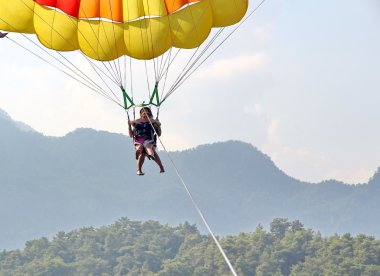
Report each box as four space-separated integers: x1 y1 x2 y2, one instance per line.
43 14 122 102
15 0 123 105
157 48 173 81
144 61 152 100
130 57 137 120
123 1 154 112
159 1 217 102
163 0 268 102
125 2 135 114
97 0 123 85
165 19 233 96
91 11 121 84
55 50 121 103
106 0 123 85
129 57 135 110
157 0 179 80
158 50 174 106
1 17 123 108
143 0 167 107
135 16 153 100
126 109 131 122
157 0 176 80
166 46 202 93
161 0 219 90
2 31 112 101
17 0 117 88
5 35 123 108
145 0 158 82
98 20 122 85
155 0 203 99
123 53 127 90
84 58 122 102
157 48 182 83
0 13 113 99
68 5 126 106
76 5 122 85
164 42 208 100
156 1 193 84
163 0 226 99
155 0 189 84
146 116 238 276
161 43 222 103
147 1 169 82
165 37 220 99
163 28 225 101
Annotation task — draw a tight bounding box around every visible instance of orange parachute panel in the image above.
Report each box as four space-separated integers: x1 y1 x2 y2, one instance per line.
78 0 100 18
165 0 199 14
34 0 201 22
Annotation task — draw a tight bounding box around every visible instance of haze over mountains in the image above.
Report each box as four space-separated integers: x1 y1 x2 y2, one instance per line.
1 108 379 250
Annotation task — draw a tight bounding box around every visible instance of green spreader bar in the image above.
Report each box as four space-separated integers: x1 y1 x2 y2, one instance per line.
121 82 161 110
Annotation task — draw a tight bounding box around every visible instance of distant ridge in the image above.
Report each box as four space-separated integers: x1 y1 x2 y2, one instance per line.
0 108 35 133
0 108 379 250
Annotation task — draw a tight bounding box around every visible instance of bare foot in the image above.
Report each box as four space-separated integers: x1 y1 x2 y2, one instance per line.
137 170 145 176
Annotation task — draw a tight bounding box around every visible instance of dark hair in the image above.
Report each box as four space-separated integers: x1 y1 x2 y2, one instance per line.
140 107 152 117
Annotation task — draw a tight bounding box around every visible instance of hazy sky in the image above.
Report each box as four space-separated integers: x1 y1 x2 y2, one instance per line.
1 0 379 184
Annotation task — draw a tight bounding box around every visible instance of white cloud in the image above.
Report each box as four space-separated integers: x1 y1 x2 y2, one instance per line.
243 103 263 117
325 168 375 185
262 139 374 184
253 24 273 43
267 119 280 144
195 52 270 80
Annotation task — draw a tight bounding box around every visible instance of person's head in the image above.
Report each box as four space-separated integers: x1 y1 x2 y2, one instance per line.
140 107 153 119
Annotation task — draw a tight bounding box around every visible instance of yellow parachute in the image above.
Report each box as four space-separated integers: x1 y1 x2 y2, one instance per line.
0 0 249 109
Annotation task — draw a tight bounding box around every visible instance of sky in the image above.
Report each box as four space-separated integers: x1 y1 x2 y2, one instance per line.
1 0 379 184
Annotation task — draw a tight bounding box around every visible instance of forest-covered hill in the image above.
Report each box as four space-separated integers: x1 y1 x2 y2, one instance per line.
1 108 380 250
1 217 380 276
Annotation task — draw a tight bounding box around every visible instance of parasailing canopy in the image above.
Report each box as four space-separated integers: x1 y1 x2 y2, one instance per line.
0 0 248 110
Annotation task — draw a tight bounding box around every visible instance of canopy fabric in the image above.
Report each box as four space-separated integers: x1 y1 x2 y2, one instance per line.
0 0 248 60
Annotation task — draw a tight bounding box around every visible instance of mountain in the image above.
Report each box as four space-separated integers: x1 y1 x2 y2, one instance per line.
0 109 35 133
1 108 380 250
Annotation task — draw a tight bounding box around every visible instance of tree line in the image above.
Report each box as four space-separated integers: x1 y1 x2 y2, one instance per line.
1 217 380 275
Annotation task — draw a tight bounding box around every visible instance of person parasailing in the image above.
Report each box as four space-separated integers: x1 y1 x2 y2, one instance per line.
128 107 165 176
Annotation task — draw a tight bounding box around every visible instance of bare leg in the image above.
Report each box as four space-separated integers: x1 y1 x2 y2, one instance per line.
154 152 165 173
135 145 146 175
146 144 164 173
